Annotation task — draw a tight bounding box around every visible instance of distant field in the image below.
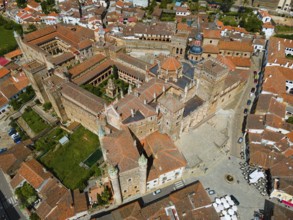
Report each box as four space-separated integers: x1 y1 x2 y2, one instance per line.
40 126 101 190
0 26 18 56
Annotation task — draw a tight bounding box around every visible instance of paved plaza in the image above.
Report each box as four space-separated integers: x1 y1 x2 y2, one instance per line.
176 111 266 220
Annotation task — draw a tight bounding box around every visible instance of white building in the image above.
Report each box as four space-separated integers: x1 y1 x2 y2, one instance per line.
133 0 148 7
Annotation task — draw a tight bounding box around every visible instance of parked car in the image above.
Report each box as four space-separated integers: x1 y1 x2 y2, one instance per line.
247 100 252 105
253 71 257 75
230 195 240 205
254 79 258 84
0 148 7 154
14 137 21 144
8 128 16 136
153 189 161 195
238 137 243 143
11 133 19 139
208 190 216 195
243 108 248 114
251 88 256 93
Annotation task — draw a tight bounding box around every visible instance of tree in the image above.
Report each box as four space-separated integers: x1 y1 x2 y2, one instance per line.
242 14 262 32
220 0 235 13
43 102 52 111
16 0 27 8
112 65 118 79
28 24 37 32
287 117 293 124
30 213 40 220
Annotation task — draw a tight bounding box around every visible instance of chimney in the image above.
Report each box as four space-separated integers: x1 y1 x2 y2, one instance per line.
144 99 147 104
133 140 136 147
131 109 134 117
153 92 157 101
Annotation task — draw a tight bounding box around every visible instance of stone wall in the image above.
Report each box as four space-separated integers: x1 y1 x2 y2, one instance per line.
61 97 99 134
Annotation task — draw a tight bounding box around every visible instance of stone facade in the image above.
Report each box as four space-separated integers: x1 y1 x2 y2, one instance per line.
23 61 50 103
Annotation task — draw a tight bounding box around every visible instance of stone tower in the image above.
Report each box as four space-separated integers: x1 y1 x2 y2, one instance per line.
108 165 122 204
138 154 148 194
105 78 117 98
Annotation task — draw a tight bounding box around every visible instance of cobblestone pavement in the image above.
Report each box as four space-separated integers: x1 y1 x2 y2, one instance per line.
176 111 266 219
0 118 15 149
198 156 266 220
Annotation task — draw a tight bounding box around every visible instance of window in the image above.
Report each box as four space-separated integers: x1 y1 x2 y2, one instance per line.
128 178 132 182
210 40 212 43
124 190 127 193
134 186 137 189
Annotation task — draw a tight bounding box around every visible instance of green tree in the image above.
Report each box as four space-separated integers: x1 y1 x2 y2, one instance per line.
159 0 168 9
220 0 235 13
287 117 293 124
16 0 27 8
101 187 111 203
112 65 118 79
30 213 41 220
43 102 52 111
28 24 37 32
242 14 262 32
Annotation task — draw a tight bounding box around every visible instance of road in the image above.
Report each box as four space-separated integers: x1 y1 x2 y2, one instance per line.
0 170 26 220
228 53 264 158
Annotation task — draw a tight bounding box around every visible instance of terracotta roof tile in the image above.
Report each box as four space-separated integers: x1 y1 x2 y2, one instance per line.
0 67 10 78
4 49 22 60
203 44 219 54
73 189 88 214
267 37 293 66
18 159 51 189
102 127 140 172
218 40 253 52
161 57 182 71
144 132 186 177
203 29 221 39
61 82 106 115
69 54 106 77
10 173 24 189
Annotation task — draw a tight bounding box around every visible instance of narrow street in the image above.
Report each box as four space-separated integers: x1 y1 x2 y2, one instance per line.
228 53 264 158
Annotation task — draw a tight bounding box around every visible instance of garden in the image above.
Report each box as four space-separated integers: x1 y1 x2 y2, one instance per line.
0 15 22 56
40 126 103 190
81 66 129 103
22 107 51 134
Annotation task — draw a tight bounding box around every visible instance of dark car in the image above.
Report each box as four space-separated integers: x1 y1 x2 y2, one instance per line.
247 100 252 105
253 71 257 75
0 148 7 154
8 128 16 136
14 137 21 144
254 78 258 84
244 108 248 114
230 195 240 205
251 88 255 93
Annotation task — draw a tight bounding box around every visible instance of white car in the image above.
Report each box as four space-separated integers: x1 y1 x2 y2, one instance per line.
153 189 161 195
11 133 19 139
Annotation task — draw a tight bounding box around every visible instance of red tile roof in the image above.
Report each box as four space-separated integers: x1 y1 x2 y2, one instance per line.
203 29 221 39
4 49 22 60
161 57 182 71
143 132 187 180
218 40 253 52
102 127 140 172
18 159 51 189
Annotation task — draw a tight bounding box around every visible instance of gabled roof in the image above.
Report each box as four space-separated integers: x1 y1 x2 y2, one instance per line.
143 132 187 180
203 29 221 39
18 159 51 189
102 127 140 172
218 40 253 52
